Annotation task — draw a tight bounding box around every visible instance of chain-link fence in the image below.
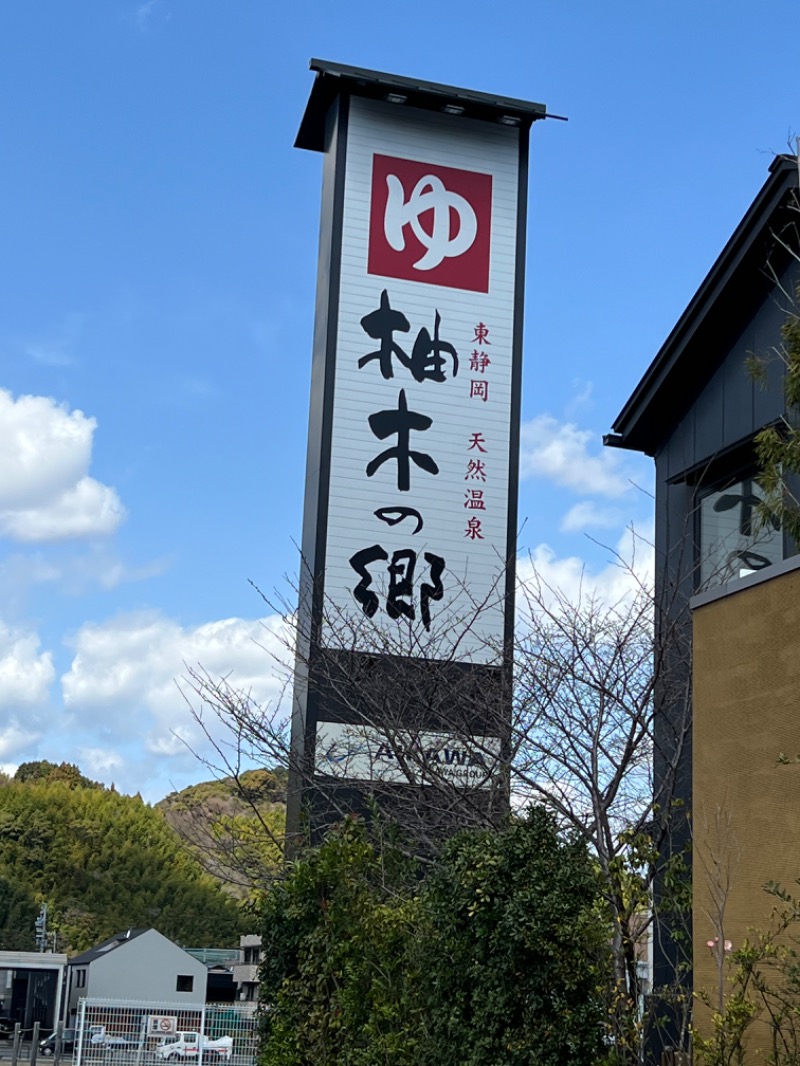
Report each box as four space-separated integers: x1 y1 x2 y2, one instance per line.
37 1000 260 1066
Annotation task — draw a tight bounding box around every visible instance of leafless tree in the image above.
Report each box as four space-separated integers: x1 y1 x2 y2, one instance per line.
695 804 740 1017
178 540 693 1061
184 570 513 858
510 555 692 1061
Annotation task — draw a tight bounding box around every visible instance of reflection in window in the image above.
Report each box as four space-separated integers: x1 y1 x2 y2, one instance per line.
699 476 782 587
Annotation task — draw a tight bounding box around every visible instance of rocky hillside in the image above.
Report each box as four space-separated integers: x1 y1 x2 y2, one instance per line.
157 767 286 897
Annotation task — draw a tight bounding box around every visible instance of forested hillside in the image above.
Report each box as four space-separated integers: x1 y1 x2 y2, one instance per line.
0 763 247 953
157 768 285 897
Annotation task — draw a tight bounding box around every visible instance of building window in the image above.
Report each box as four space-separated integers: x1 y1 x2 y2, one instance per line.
699 475 783 588
244 947 260 965
76 970 86 989
244 983 258 1002
176 976 194 993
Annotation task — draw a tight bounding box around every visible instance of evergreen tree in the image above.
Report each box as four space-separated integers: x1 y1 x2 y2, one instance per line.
259 811 607 1066
0 774 245 952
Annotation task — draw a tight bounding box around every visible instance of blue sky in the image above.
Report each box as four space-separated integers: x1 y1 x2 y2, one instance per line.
1 1 798 800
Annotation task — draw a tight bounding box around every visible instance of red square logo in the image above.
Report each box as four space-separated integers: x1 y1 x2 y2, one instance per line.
367 155 492 294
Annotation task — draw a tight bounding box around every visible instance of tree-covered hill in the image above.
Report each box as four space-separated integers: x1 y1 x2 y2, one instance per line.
0 763 246 953
157 768 285 897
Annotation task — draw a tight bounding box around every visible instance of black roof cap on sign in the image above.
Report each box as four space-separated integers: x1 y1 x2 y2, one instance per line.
295 58 549 152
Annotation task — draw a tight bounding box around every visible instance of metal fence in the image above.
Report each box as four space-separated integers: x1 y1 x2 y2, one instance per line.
53 1000 259 1066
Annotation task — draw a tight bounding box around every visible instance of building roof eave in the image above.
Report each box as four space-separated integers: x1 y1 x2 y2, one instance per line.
608 155 800 456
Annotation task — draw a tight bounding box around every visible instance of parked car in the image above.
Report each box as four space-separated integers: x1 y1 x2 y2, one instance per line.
0 1018 16 1041
39 1030 77 1057
87 1026 137 1052
39 1025 136 1057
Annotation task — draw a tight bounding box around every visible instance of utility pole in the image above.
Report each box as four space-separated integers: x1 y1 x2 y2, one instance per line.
34 904 47 952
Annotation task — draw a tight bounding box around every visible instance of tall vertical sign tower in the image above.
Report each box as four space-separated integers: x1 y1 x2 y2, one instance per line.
290 60 545 840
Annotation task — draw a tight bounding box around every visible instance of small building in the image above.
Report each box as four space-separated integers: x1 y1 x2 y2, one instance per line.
182 948 242 1004
66 929 207 1018
204 965 237 1004
232 935 261 1003
0 950 68 1032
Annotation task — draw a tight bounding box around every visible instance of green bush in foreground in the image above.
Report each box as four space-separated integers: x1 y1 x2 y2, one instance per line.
259 809 607 1066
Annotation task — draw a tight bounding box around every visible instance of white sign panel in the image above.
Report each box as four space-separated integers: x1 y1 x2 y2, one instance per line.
148 1017 178 1037
315 721 501 789
321 97 520 664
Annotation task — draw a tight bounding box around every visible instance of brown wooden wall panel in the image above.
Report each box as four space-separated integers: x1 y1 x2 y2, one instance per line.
693 563 800 1054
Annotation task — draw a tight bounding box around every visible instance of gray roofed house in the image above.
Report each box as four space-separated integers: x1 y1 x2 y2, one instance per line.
66 928 207 1017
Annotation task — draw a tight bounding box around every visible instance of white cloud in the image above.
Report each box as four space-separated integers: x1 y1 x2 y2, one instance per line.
0 391 93 509
134 0 170 32
0 548 169 597
25 345 73 368
0 726 39 761
565 380 594 419
519 415 632 498
22 312 85 368
0 390 125 542
136 1 157 29
146 727 195 757
61 611 293 772
517 526 655 613
560 501 624 533
0 622 54 763
0 478 125 542
78 747 124 776
0 622 54 710
84 554 170 591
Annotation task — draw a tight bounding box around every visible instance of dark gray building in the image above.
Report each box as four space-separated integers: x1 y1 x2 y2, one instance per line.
606 154 800 1057
0 950 68 1033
